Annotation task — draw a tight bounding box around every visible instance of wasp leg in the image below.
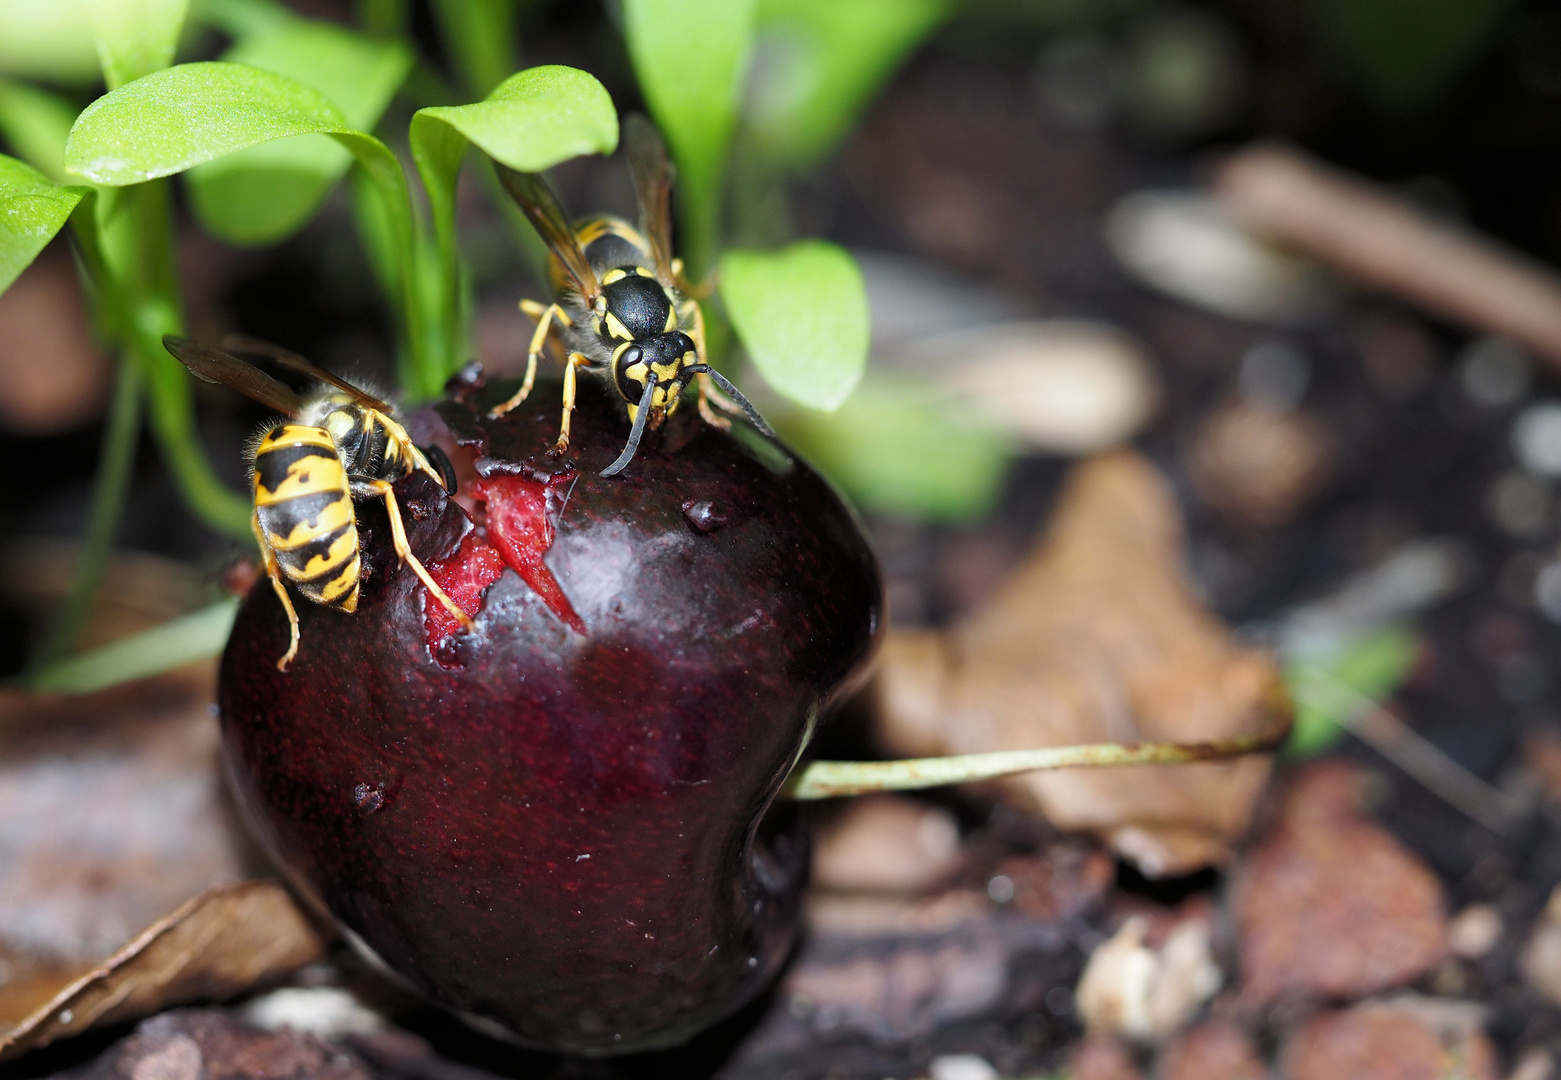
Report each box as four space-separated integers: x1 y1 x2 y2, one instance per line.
675 298 733 431
363 480 475 634
555 352 590 453
489 300 573 419
671 258 713 299
254 514 302 671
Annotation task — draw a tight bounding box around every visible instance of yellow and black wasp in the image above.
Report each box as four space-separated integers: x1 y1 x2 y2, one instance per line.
490 113 773 477
164 334 474 671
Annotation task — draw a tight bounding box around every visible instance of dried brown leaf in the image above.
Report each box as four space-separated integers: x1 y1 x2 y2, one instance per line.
873 451 1285 876
0 881 330 1061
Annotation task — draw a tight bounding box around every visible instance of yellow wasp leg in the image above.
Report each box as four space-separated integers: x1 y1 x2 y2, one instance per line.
671 258 713 299
254 513 301 671
679 298 738 430
555 352 591 453
489 300 573 419
363 480 475 633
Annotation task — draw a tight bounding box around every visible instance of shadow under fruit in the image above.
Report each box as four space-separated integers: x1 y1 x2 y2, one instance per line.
218 375 884 1054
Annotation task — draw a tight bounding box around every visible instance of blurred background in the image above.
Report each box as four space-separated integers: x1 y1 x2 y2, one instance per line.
7 0 1561 1078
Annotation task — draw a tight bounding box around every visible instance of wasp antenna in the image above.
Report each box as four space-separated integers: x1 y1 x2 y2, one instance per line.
692 366 776 439
602 376 659 478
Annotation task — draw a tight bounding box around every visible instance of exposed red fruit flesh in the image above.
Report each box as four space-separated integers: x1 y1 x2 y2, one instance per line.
472 473 586 635
423 533 505 657
218 378 883 1055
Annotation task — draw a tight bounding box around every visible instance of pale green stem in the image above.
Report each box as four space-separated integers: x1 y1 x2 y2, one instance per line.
31 359 144 667
26 598 239 694
783 713 1292 800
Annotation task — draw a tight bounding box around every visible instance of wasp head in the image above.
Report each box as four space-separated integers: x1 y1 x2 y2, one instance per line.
611 332 699 414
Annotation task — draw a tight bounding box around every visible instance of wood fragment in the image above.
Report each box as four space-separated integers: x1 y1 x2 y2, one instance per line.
1213 143 1561 367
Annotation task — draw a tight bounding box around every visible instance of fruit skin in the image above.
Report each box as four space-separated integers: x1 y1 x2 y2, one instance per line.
218 378 883 1055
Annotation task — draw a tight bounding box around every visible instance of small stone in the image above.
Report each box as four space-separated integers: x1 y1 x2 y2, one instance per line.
1188 398 1331 527
1506 1047 1556 1080
1521 886 1561 1006
1237 339 1310 412
1512 402 1561 478
1487 471 1551 538
1156 1023 1265 1080
1076 915 1221 1043
1460 337 1530 408
1104 191 1339 325
1233 762 1449 1006
928 1053 999 1080
1283 1001 1497 1080
1068 1035 1144 1080
1448 904 1503 960
811 795 962 894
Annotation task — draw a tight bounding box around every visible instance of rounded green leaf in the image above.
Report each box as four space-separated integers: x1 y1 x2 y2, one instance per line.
750 0 951 168
90 0 191 90
774 378 1013 522
413 65 618 176
187 21 413 245
0 154 85 295
0 78 80 182
719 240 868 410
64 61 351 185
0 5 104 85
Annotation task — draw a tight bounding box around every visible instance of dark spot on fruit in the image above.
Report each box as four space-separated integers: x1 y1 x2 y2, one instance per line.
354 782 386 816
681 499 727 533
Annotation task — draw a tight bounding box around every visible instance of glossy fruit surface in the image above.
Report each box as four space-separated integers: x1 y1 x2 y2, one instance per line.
218 377 882 1054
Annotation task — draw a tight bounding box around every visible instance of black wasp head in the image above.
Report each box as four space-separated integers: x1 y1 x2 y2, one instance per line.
611 331 698 410
600 268 674 342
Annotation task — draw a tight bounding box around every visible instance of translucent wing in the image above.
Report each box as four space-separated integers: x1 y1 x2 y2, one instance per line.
221 333 391 412
624 113 675 286
163 335 304 416
496 165 601 303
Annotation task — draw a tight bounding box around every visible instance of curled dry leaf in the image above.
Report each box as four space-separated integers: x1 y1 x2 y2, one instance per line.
0 881 329 1061
872 451 1285 876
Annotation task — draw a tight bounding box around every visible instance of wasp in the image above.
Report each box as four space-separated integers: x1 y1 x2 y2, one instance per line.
489 114 773 477
164 334 474 671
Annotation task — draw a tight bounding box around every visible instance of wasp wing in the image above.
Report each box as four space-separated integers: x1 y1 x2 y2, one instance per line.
624 113 676 286
496 165 601 304
222 333 392 412
164 335 305 416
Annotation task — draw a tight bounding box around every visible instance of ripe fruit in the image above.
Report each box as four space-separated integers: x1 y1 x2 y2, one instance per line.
218 378 883 1054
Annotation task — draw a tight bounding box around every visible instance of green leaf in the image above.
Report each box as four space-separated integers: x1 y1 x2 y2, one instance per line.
623 0 757 275
1312 0 1520 113
26 597 238 694
1285 623 1421 757
428 0 519 98
188 0 294 39
90 0 192 90
0 154 84 295
750 0 951 169
0 5 103 85
0 78 80 182
65 61 356 184
410 65 616 391
720 240 868 410
186 20 413 245
65 61 437 396
774 377 1014 522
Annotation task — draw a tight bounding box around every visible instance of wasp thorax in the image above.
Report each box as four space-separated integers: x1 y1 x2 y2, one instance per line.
599 267 675 342
612 332 698 411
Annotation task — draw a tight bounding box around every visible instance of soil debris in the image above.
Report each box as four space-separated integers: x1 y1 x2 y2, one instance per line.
1281 1000 1497 1080
1232 762 1449 1007
873 451 1283 876
1154 1022 1265 1080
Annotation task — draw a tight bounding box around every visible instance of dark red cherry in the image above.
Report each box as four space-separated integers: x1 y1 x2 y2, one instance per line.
217 377 883 1055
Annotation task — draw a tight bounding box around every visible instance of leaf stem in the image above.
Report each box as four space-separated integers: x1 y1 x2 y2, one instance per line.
782 709 1292 801
31 358 143 667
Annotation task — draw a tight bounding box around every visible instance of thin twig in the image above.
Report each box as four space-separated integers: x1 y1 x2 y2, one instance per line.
1290 665 1529 835
783 704 1291 801
1213 143 1561 368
